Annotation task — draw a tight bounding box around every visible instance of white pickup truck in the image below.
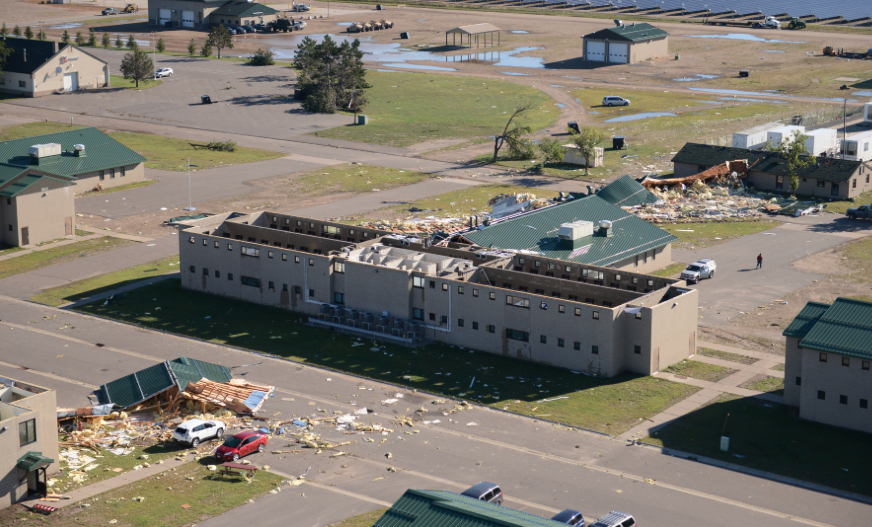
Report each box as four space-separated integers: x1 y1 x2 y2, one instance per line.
752 16 782 29
680 259 717 284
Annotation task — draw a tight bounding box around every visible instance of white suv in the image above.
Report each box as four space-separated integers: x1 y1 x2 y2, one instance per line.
155 68 173 78
602 96 630 107
172 419 224 447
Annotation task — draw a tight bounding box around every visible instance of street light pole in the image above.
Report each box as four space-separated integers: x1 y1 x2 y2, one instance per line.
152 32 157 80
184 158 198 211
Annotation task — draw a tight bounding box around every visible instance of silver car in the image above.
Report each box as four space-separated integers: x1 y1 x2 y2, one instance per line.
680 259 716 284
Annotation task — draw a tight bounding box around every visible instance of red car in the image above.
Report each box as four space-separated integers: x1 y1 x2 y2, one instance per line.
215 431 268 462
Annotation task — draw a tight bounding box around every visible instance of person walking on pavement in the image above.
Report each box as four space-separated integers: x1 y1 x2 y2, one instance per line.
756 253 763 269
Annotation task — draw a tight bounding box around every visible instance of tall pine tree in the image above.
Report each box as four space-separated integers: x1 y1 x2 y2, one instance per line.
294 36 370 114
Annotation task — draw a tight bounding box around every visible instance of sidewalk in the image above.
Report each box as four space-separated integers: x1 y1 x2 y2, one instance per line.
0 234 102 262
76 225 154 242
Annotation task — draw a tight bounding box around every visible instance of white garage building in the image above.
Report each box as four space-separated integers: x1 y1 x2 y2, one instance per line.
582 22 669 65
0 38 109 97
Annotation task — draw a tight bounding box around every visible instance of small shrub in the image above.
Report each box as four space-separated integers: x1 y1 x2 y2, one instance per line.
248 48 275 66
207 140 236 152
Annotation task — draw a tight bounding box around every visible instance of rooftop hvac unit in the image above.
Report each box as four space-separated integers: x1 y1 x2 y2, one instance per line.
558 220 594 241
28 143 62 158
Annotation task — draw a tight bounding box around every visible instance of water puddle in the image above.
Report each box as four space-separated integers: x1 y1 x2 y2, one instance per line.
689 87 859 103
673 74 719 82
502 72 531 76
370 68 408 73
381 63 456 71
717 96 787 104
557 103 566 108
336 22 354 26
417 19 427 21
549 84 565 87
854 91 872 97
693 100 723 104
763 49 786 53
50 23 83 29
685 33 805 44
588 111 600 114
494 47 544 68
605 112 675 123
511 30 529 34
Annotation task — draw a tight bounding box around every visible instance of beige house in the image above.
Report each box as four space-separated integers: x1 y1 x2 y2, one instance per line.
0 38 109 97
149 0 278 28
783 298 872 434
0 377 59 508
582 22 669 65
177 211 698 377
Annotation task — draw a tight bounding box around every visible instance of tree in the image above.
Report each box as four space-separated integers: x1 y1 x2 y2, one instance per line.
537 137 564 169
765 131 814 197
88 29 97 47
0 41 11 73
157 38 165 53
187 39 197 55
200 41 212 57
38 29 46 41
102 32 111 48
492 100 535 163
75 31 85 46
567 125 608 175
294 35 370 114
61 30 70 44
115 35 124 49
0 23 7 38
126 35 137 50
119 47 154 88
12 25 20 37
249 48 275 66
24 26 33 40
206 25 233 59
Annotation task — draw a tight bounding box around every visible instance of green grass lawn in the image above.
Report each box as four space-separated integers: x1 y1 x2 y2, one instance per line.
0 122 284 172
838 236 872 283
820 190 872 214
76 279 700 436
13 461 283 527
475 143 659 181
312 71 560 147
770 363 785 372
109 74 163 90
649 263 685 278
31 256 179 307
660 221 780 250
664 359 734 382
77 180 156 196
0 237 132 281
0 246 25 257
289 164 431 198
740 375 784 395
329 509 389 527
697 347 758 365
642 394 872 496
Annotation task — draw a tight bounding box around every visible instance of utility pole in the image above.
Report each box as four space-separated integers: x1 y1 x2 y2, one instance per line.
184 158 198 211
152 32 157 80
842 98 847 159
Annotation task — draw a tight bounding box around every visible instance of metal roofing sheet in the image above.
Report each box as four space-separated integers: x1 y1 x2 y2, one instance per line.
100 357 229 408
584 23 668 42
782 301 829 339
463 195 676 266
1 38 58 74
798 298 872 360
596 175 659 207
0 127 146 179
170 357 232 388
446 23 502 35
0 173 74 198
211 1 279 16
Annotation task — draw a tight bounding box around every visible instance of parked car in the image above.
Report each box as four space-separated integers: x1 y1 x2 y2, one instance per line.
460 482 503 505
294 20 307 30
240 25 256 33
215 431 268 462
253 23 271 32
680 259 716 284
602 96 630 107
154 67 173 78
102 7 120 15
590 512 637 527
295 3 311 11
552 509 585 526
172 419 224 447
224 26 237 35
846 203 872 220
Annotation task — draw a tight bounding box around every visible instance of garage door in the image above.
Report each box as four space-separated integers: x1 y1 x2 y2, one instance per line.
63 73 78 92
182 10 195 28
159 8 172 25
586 41 605 62
608 42 628 63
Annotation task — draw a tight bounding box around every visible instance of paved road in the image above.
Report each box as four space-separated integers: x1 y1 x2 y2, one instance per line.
0 298 868 527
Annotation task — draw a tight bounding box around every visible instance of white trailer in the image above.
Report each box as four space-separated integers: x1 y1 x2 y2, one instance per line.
840 130 872 162
732 122 781 149
863 102 872 126
766 125 806 147
804 128 839 156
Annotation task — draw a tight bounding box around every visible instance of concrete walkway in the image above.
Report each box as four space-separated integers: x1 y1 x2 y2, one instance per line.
0 235 102 262
76 225 154 242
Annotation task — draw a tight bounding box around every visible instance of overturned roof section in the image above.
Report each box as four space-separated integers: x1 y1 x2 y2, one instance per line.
597 175 659 207
584 22 668 42
446 23 501 35
786 298 872 360
99 357 232 408
461 194 676 266
375 489 570 527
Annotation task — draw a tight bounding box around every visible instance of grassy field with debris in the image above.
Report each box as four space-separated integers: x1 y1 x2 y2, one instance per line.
311 71 560 147
643 394 872 497
7 462 283 527
697 347 758 365
664 359 735 383
0 237 132 281
0 122 284 171
287 164 432 199
76 279 700 435
660 221 780 250
329 508 389 527
649 263 685 278
740 375 784 395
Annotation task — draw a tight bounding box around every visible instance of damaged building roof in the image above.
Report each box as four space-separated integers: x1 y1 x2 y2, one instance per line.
671 143 863 183
784 298 872 360
375 489 571 527
597 175 660 207
461 194 676 266
100 357 232 409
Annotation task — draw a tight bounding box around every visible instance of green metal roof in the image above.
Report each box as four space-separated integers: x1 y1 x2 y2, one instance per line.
795 298 872 360
211 1 279 17
374 489 570 527
597 175 660 207
671 143 862 183
100 357 231 408
0 127 146 180
584 22 668 43
0 172 75 198
782 301 830 339
463 195 676 266
17 452 54 472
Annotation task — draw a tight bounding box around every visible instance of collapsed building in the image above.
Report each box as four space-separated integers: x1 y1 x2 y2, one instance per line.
177 203 698 378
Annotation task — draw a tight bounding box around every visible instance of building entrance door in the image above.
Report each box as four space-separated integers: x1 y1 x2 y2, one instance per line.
21 226 29 246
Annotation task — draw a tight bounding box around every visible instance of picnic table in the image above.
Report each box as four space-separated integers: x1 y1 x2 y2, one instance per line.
219 462 259 478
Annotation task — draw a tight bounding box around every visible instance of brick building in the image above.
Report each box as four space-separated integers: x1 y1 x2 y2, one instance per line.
783 298 872 434
0 38 109 97
0 377 59 508
177 210 698 377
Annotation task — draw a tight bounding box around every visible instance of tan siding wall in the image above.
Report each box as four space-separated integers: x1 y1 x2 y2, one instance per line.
75 163 145 191
610 244 671 274
13 183 75 246
783 337 802 407
646 287 698 373
629 37 669 63
32 45 109 96
798 349 872 434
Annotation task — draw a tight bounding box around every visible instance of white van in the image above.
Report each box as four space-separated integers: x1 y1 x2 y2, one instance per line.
602 96 630 107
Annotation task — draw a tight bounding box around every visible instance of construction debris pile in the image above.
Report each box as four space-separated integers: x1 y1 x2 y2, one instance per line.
181 379 275 414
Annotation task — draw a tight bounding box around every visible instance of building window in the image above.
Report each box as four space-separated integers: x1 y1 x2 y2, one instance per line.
282 254 287 261
861 399 869 409
458 286 464 294
19 80 26 88
121 167 126 177
308 259 314 266
775 175 783 190
472 321 479 330
506 328 528 341
429 313 436 321
853 179 857 189
558 305 565 313
540 335 547 344
575 308 581 316
99 170 105 181
267 251 274 259
202 268 209 276
322 225 341 235
214 270 220 278
863 360 870 370
592 311 599 320
334 261 345 273
473 289 479 297
558 338 565 348
819 353 827 362
534 261 540 268
487 325 495 333
19 419 36 446
817 180 826 188
574 342 581 350
634 345 641 354
282 284 288 291
429 280 435 289
213 241 219 248
840 395 848 405
189 236 196 244
442 283 448 291
506 295 529 308
413 276 425 288
295 256 300 263
228 273 233 281
592 345 599 354
539 301 548 310
189 265 195 273
842 357 850 367
268 281 275 291
334 292 345 304
241 247 259 257
241 276 260 287
228 244 233 251
817 390 825 400
294 286 301 294
795 376 801 386
489 292 496 300
308 289 315 297
635 312 642 320
109 168 115 179
458 319 464 327
441 315 448 324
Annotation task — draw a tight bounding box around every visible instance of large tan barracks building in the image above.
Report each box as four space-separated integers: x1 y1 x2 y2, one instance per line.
178 202 698 377
0 38 109 97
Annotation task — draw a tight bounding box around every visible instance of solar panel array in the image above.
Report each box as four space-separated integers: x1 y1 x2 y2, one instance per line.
514 0 871 22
